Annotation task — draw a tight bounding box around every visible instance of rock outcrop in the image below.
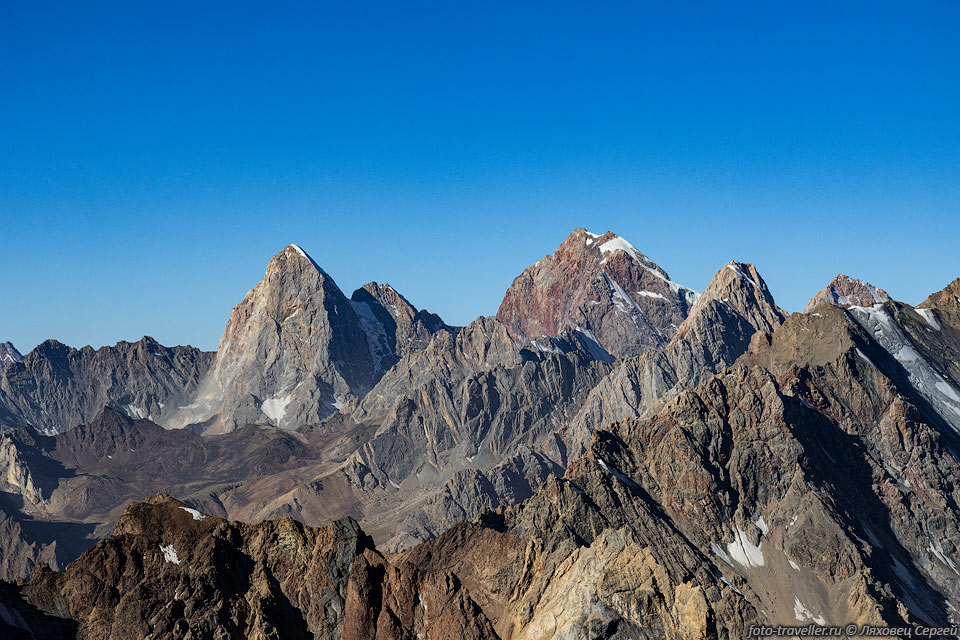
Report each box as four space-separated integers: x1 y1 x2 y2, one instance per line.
1 495 498 640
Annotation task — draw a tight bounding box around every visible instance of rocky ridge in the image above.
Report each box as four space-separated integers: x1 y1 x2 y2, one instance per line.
0 337 213 435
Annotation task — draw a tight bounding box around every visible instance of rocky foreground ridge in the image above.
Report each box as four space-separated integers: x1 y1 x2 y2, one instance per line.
0 230 959 638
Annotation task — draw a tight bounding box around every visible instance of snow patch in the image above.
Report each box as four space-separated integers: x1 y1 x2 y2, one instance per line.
388 478 400 489
597 458 638 489
351 300 395 372
727 526 765 568
598 235 698 300
788 559 800 571
711 542 734 566
793 598 825 625
574 326 614 362
125 404 146 420
289 244 308 258
753 515 769 535
261 395 292 423
160 544 180 565
726 263 759 289
916 308 941 331
634 290 667 300
180 506 206 521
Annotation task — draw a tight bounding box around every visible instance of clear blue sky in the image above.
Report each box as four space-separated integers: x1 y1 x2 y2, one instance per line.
2 2 958 352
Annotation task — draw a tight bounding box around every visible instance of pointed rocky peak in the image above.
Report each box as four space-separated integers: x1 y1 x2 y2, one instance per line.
352 282 418 324
919 277 960 313
497 228 699 359
0 341 23 373
683 261 785 335
350 282 453 364
803 273 890 313
165 244 378 433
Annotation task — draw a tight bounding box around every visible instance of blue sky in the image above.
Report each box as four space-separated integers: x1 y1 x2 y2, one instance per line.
2 2 958 352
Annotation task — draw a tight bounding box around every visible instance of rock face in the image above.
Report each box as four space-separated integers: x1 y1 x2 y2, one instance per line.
350 281 455 372
0 342 22 374
0 337 213 434
165 247 452 434
497 229 699 359
564 260 787 457
165 245 380 433
804 273 890 312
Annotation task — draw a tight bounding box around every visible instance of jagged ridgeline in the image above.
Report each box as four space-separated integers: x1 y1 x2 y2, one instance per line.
1 230 959 639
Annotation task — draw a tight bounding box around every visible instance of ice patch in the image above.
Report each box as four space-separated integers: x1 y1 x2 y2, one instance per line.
160 544 180 565
727 526 764 568
916 308 941 331
753 515 769 535
793 598 825 625
332 395 346 410
180 507 206 521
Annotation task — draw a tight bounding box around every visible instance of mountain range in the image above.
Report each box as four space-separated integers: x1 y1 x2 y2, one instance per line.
1 228 958 639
